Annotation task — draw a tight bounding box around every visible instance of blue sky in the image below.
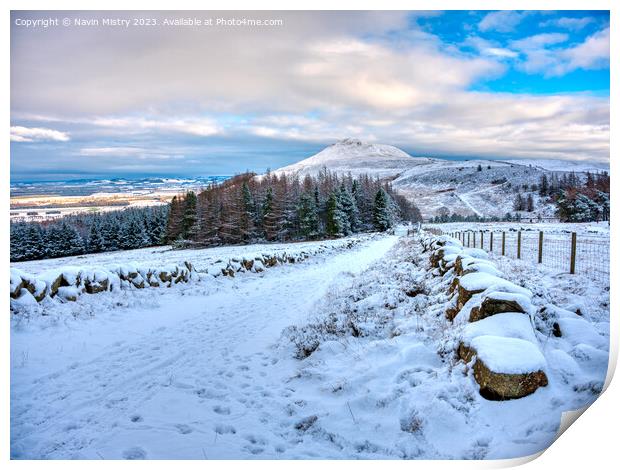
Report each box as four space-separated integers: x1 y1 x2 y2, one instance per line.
10 10 610 181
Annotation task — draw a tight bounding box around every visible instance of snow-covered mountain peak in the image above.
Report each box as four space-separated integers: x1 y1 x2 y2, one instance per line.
273 139 432 178
320 138 412 161
334 137 364 146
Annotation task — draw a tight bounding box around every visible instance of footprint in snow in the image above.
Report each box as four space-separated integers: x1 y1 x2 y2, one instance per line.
122 447 147 460
243 434 268 445
214 423 236 435
213 405 231 415
176 424 193 434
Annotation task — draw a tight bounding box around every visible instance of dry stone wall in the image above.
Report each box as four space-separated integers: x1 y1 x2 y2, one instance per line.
421 233 548 400
10 239 361 307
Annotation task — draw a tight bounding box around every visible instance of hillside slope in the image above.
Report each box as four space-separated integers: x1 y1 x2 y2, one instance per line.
272 139 608 219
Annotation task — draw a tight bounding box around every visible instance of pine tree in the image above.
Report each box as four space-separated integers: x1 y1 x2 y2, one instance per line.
146 207 168 245
297 192 320 239
181 191 197 239
596 190 610 221
11 223 45 261
10 224 27 261
526 194 535 212
325 192 344 237
339 184 359 233
119 217 150 249
87 220 106 253
100 217 120 251
513 193 524 211
58 223 85 257
372 188 392 232
44 225 65 258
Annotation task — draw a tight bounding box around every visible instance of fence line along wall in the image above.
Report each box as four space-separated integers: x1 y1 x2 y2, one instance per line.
440 228 609 281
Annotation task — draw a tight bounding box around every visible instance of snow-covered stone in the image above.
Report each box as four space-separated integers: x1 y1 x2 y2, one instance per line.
469 336 548 400
468 291 533 322
458 313 538 362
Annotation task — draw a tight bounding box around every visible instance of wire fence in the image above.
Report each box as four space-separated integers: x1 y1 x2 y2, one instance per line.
438 228 609 282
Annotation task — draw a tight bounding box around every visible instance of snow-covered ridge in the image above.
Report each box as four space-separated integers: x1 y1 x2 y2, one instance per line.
10 236 366 308
504 158 609 174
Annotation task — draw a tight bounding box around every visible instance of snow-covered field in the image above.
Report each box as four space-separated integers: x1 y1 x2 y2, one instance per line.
10 231 609 459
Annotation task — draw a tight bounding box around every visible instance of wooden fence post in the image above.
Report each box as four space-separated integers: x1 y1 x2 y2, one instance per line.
517 231 522 259
570 232 577 274
467 232 470 247
481 231 484 250
490 232 494 252
538 231 543 264
501 232 505 256
473 232 476 248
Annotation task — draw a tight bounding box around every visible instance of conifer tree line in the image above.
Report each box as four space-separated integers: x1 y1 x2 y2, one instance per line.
10 206 168 262
538 171 610 222
165 171 422 247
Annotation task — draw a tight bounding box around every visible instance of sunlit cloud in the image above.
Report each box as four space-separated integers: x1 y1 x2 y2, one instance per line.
10 125 70 142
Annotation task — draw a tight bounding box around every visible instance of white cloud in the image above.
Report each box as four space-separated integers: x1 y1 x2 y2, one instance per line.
484 47 518 58
463 36 518 59
510 33 568 50
10 125 70 142
91 117 221 137
79 146 185 160
479 11 526 33
540 17 594 30
79 147 145 156
563 27 610 70
513 28 609 76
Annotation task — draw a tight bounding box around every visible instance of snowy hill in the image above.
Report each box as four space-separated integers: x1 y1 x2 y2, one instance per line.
271 139 609 220
274 138 437 178
391 159 554 219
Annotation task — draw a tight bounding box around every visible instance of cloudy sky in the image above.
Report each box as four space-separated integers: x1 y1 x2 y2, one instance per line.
11 10 609 181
